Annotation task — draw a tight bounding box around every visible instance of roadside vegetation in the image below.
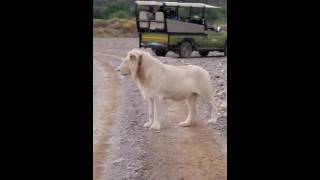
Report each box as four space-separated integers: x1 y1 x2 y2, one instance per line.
93 0 227 37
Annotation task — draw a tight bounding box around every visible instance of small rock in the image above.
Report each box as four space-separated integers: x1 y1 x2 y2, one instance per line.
112 158 123 164
134 166 145 171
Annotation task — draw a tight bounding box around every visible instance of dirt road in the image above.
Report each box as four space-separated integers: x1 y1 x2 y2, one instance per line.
93 38 227 180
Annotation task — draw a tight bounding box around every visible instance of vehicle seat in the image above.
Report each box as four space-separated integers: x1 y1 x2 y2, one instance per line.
191 15 202 24
139 11 149 29
150 11 164 30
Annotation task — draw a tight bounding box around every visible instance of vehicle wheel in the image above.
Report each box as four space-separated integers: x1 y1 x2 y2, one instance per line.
224 42 227 56
179 41 193 58
199 50 209 57
154 48 167 56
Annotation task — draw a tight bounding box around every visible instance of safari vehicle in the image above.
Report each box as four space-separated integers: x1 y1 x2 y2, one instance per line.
135 1 227 58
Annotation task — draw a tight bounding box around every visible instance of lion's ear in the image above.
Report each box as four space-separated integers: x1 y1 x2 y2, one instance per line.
129 53 136 60
130 51 142 61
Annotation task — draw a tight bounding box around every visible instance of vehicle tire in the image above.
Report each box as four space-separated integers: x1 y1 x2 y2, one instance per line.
179 41 193 58
199 50 209 57
224 42 227 56
154 48 167 56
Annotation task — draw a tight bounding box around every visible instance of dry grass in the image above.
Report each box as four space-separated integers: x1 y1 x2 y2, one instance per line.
219 24 227 31
213 23 227 31
93 18 137 37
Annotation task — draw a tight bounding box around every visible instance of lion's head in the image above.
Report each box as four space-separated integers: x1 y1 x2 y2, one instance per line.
116 49 144 79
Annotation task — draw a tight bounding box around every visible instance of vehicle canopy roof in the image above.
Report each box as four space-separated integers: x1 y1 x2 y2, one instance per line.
135 1 221 9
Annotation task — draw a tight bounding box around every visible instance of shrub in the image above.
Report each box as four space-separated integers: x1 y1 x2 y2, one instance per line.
93 7 103 19
99 0 134 19
110 10 131 19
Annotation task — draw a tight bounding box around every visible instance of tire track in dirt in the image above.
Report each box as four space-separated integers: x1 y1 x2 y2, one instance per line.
93 58 119 180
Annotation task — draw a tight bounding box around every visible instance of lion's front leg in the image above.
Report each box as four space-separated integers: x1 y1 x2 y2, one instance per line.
144 98 154 128
150 96 162 130
179 94 197 127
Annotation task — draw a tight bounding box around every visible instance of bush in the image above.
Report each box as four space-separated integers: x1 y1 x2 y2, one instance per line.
95 0 134 19
206 2 227 23
93 0 226 21
109 10 131 19
93 8 103 19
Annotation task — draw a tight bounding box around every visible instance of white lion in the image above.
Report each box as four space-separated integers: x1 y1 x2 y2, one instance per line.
116 49 224 130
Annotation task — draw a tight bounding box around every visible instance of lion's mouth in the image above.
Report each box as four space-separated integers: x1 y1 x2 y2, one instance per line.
121 71 130 76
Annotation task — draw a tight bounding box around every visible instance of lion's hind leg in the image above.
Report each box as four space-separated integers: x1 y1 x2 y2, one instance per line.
179 93 198 127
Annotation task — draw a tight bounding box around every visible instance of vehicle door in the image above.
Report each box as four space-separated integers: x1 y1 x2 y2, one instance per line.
203 26 226 49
